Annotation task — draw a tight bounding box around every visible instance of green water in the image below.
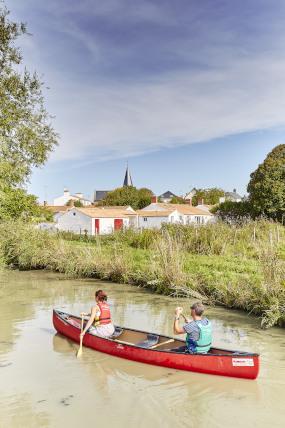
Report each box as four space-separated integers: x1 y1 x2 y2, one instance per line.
0 270 284 428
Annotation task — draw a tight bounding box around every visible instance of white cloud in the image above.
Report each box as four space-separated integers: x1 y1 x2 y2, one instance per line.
9 0 285 164
47 50 285 162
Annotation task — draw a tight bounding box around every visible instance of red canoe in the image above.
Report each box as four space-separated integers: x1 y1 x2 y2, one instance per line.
53 310 260 380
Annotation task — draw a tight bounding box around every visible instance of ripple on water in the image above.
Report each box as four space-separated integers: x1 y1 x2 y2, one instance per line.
0 270 285 428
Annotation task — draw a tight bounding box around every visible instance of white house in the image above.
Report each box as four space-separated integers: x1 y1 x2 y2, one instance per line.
139 202 214 227
158 191 178 203
46 205 70 222
219 189 242 203
53 189 92 206
184 188 197 201
56 207 137 235
137 209 182 229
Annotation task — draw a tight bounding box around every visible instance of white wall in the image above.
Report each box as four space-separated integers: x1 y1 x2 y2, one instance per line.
57 208 92 234
54 211 66 222
138 216 168 229
54 195 76 206
138 212 214 229
54 193 92 206
138 211 182 229
183 214 214 225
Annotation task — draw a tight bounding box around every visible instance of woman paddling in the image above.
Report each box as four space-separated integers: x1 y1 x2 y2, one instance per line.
80 290 115 339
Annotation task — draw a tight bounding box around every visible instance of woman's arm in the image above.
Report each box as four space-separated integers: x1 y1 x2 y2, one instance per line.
81 306 98 336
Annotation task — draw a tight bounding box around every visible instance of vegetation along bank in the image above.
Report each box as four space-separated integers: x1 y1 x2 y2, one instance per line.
0 220 284 329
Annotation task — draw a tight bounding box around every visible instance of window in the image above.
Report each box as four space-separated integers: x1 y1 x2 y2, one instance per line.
73 212 76 216
143 217 148 222
170 216 174 223
179 215 183 222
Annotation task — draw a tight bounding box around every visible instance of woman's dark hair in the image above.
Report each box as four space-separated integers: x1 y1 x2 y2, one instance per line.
95 289 107 302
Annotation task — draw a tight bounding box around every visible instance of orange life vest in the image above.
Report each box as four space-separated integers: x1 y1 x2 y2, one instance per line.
94 302 111 326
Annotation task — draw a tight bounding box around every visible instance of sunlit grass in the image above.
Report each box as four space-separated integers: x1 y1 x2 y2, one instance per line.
0 220 284 328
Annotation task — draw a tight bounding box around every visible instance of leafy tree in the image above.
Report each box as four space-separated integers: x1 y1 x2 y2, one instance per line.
247 144 285 221
192 188 225 206
0 5 58 188
74 200 83 207
65 199 83 207
0 187 52 221
212 200 255 224
103 186 153 209
169 196 185 204
137 187 153 209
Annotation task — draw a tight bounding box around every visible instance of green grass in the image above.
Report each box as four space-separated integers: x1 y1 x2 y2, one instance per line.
0 220 284 328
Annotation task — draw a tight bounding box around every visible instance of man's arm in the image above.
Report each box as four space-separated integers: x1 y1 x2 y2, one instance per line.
173 307 186 335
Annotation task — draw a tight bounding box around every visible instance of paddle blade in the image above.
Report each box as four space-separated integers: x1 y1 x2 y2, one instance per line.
76 346 83 358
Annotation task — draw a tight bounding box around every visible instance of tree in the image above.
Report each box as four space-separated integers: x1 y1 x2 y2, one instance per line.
74 200 83 207
192 188 225 206
212 200 254 224
169 196 185 204
137 187 153 209
0 5 58 188
247 145 285 221
103 186 153 209
0 187 52 221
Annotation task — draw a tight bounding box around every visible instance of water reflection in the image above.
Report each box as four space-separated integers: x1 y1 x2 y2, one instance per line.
0 270 285 428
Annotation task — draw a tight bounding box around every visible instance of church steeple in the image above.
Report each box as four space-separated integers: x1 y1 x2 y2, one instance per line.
123 163 133 187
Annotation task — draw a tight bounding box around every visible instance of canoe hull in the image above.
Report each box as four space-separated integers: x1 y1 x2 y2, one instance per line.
53 310 259 380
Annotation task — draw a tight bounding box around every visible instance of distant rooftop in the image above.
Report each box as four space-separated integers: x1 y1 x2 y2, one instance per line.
159 191 177 199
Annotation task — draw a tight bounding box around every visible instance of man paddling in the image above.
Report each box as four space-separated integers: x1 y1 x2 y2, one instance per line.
173 302 212 353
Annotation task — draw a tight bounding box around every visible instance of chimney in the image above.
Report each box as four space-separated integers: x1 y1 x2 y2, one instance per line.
185 198 192 206
198 198 204 205
233 188 237 193
43 201 47 206
151 195 158 203
75 192 83 199
64 188 70 197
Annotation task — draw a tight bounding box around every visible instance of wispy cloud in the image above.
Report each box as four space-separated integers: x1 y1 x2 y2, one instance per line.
9 0 285 163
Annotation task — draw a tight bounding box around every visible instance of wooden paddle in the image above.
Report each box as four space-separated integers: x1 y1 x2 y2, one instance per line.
76 313 84 358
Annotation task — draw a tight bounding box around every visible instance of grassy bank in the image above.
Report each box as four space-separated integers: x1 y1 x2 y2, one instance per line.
0 221 284 328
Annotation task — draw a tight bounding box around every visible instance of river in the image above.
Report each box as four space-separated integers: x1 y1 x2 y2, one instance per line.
0 270 284 428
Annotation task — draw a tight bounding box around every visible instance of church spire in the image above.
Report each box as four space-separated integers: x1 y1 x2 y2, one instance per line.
123 163 133 187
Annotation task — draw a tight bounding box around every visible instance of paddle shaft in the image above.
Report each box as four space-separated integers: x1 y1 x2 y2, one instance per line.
76 315 84 357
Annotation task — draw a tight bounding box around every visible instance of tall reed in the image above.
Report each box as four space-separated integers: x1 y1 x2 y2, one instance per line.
0 220 284 327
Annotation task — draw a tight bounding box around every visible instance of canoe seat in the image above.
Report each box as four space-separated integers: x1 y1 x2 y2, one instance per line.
110 326 124 339
137 334 159 349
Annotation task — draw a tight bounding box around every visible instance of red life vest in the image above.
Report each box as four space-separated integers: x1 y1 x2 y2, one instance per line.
96 302 111 325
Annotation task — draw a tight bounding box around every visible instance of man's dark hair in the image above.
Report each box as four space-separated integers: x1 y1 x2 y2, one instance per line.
191 302 205 316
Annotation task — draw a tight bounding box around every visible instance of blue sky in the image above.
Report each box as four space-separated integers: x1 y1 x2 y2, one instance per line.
8 0 285 202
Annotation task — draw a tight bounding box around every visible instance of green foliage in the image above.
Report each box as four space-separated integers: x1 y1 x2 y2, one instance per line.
247 144 285 221
0 5 58 188
169 196 185 204
0 187 52 221
212 200 256 223
192 188 225 206
0 220 284 327
103 186 153 209
137 187 153 209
